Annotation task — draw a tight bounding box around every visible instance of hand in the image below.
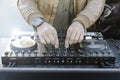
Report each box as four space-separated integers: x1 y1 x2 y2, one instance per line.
65 21 84 48
37 22 59 48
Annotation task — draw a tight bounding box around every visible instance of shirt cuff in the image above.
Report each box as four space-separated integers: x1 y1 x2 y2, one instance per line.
72 14 91 29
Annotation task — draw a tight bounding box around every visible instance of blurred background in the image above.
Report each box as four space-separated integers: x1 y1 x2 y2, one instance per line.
0 0 33 38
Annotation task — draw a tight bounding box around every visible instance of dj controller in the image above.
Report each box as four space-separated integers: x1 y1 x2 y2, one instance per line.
1 31 116 68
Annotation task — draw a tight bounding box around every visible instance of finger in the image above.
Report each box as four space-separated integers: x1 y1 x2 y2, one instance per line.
79 34 84 43
74 31 80 44
47 31 55 45
52 30 59 48
65 39 69 48
42 32 51 44
55 38 59 48
39 35 46 44
66 28 73 40
69 31 76 45
65 28 73 48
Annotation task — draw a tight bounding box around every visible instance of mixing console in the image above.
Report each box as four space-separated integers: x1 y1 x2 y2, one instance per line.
1 32 116 68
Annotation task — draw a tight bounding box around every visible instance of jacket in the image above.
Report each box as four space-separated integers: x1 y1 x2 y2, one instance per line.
17 0 106 29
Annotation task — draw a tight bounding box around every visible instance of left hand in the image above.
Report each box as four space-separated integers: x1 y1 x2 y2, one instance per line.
65 21 85 48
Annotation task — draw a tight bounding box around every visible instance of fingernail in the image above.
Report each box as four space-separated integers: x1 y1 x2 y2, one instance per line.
65 45 69 48
55 44 59 48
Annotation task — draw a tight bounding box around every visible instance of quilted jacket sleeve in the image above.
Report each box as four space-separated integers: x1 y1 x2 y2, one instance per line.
17 0 44 25
73 0 106 29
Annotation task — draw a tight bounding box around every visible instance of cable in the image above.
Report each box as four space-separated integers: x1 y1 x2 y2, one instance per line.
111 39 120 49
105 61 114 66
11 62 16 68
7 62 16 68
101 62 115 68
7 62 12 68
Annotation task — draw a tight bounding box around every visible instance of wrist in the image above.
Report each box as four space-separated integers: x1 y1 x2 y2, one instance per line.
32 17 45 30
73 21 86 32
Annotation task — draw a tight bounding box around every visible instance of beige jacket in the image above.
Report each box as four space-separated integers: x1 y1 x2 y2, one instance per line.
17 0 106 29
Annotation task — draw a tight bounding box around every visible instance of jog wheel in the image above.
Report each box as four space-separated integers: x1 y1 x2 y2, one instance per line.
10 37 37 52
80 40 106 51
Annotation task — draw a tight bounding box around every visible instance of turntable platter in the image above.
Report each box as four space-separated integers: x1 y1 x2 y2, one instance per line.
10 38 37 52
80 40 106 51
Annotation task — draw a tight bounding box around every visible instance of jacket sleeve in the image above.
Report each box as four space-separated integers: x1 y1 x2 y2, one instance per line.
73 0 106 29
17 0 44 25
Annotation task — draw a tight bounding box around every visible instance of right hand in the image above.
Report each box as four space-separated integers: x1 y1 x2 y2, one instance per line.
37 22 59 48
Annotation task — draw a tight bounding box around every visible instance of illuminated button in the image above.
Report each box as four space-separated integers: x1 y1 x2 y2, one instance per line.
62 60 64 63
70 60 73 63
48 60 51 63
57 60 59 63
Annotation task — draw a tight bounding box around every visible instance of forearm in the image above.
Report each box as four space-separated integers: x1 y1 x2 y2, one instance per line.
73 0 106 29
17 0 44 25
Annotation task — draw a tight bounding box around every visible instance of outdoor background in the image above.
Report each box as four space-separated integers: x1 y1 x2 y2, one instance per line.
0 0 33 37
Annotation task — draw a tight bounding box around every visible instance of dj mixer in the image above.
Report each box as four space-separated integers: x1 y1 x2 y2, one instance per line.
1 31 116 68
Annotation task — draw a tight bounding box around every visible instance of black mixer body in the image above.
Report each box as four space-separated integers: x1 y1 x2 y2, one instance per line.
1 32 116 68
